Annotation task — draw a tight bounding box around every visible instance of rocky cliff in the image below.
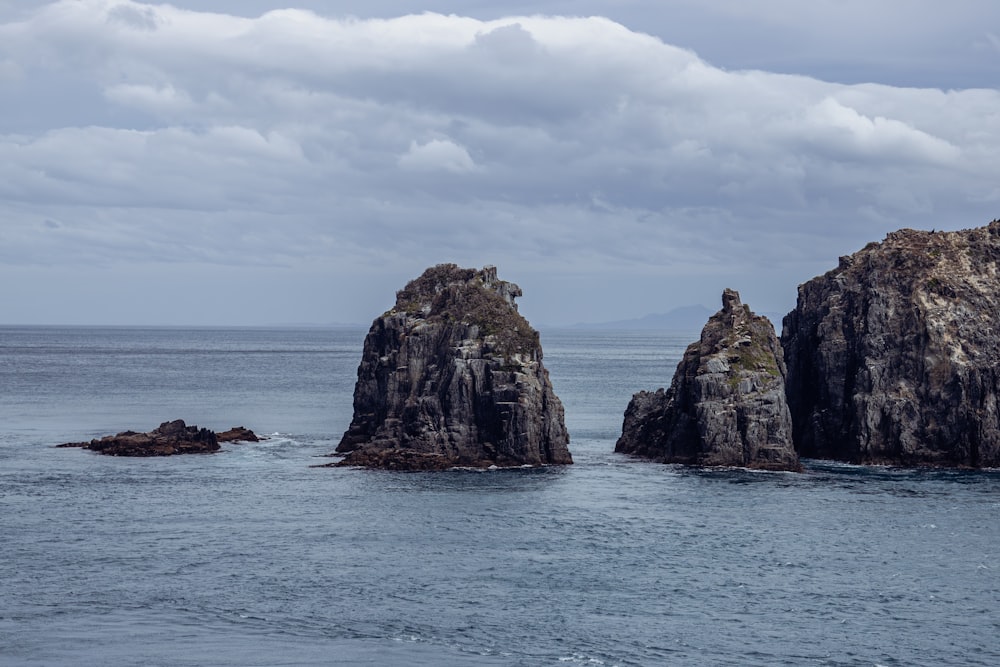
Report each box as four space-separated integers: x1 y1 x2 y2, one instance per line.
782 221 1000 467
616 289 800 471
334 264 572 470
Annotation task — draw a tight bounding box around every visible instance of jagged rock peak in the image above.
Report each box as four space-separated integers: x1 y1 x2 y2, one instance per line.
333 264 571 470
388 263 536 357
782 219 1000 468
616 289 800 471
391 263 522 311
721 287 742 312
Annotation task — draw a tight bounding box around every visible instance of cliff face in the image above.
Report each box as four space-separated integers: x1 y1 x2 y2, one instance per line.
781 221 1000 467
616 289 799 471
335 264 572 469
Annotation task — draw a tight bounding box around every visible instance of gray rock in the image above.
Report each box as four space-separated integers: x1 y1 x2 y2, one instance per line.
333 264 572 469
782 221 1000 467
616 289 800 471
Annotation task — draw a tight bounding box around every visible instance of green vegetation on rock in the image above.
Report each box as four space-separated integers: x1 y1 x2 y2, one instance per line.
391 263 540 357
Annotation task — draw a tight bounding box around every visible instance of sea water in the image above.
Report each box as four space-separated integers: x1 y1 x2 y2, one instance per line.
1 326 998 666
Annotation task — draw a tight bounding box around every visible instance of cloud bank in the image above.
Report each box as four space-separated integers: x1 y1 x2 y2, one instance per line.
1 1 997 324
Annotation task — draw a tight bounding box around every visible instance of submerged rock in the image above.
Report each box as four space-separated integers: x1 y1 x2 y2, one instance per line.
333 264 572 469
57 419 220 456
782 221 1000 467
616 289 800 471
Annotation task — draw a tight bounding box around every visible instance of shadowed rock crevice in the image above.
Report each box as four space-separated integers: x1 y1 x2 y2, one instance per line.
333 264 572 469
616 289 800 471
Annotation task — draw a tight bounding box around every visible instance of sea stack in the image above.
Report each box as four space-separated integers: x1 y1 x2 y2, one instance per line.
616 289 800 471
782 221 1000 467
335 264 572 470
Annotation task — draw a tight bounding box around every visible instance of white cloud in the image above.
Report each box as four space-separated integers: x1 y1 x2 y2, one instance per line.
106 2 158 30
398 138 477 173
104 83 194 114
0 0 998 324
803 97 961 164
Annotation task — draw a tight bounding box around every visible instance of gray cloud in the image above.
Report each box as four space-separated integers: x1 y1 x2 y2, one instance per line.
1 1 998 326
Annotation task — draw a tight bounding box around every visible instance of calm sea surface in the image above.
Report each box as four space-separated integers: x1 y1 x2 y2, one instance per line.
1 326 998 666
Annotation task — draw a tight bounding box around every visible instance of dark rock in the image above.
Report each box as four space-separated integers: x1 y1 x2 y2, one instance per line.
217 426 261 443
57 419 219 456
616 289 800 471
334 264 572 469
782 221 1000 468
323 449 459 471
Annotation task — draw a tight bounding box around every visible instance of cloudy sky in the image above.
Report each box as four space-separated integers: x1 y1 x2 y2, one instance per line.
2 1 998 326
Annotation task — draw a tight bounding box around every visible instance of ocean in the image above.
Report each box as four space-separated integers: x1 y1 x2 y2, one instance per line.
1 326 998 666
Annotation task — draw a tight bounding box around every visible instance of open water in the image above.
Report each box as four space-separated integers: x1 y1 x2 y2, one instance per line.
1 326 998 666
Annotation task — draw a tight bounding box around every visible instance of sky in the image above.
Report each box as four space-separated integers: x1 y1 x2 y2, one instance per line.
1 1 998 327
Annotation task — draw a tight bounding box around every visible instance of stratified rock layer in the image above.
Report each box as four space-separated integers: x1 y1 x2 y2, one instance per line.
782 221 1000 467
335 264 571 469
616 289 800 471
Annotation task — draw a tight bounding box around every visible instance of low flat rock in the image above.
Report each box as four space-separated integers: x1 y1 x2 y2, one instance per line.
58 420 261 456
217 426 261 443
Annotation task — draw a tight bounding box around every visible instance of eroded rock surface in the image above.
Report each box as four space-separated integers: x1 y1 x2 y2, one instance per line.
333 264 571 469
217 426 260 443
782 221 1000 467
616 289 800 471
58 419 220 456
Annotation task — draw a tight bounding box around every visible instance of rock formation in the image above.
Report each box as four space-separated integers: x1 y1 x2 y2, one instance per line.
58 420 220 456
58 421 261 455
616 289 800 471
334 264 572 470
217 426 260 443
781 221 1000 467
